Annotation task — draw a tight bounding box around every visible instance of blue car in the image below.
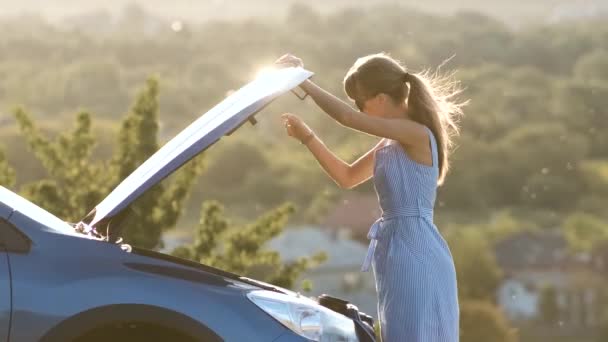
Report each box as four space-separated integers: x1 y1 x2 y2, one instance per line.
0 67 376 342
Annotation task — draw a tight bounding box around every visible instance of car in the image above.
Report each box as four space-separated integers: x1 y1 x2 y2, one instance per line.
0 66 376 342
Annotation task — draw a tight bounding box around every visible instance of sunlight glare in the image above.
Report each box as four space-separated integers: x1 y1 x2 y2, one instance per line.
254 66 277 80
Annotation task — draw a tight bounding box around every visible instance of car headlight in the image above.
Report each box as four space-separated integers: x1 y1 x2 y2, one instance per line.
247 290 359 341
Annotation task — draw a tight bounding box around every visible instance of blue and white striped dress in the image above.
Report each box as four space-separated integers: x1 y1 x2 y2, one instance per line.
361 126 459 342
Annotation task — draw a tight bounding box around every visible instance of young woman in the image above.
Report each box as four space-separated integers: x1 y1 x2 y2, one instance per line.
277 53 465 341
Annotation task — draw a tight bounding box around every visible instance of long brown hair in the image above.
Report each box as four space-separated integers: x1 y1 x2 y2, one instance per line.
343 52 466 185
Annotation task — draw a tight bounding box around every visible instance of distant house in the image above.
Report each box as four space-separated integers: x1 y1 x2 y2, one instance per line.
0 113 11 126
494 230 604 328
266 225 378 317
591 240 608 273
322 192 381 243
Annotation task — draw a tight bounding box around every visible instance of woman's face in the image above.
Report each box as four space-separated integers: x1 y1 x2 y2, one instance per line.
356 93 408 119
356 94 387 118
354 91 375 113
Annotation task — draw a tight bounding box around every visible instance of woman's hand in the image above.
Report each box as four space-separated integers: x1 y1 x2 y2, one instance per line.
281 113 314 144
275 53 304 68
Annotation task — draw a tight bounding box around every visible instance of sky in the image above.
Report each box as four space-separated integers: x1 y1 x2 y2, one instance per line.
2 0 604 26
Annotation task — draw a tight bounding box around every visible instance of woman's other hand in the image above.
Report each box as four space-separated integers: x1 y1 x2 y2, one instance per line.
275 53 304 68
281 113 314 144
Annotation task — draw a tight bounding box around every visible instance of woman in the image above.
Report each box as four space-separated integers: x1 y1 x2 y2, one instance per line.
276 53 465 341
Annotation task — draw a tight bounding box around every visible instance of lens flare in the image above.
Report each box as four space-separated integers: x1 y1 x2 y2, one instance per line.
254 66 276 79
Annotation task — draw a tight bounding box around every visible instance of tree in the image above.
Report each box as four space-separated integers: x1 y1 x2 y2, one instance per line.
483 211 532 244
554 81 608 158
574 49 608 83
14 77 204 249
63 59 129 116
460 300 518 342
579 160 608 198
0 147 15 187
172 200 327 290
563 213 608 253
198 140 271 201
15 108 110 221
492 123 589 209
447 227 503 303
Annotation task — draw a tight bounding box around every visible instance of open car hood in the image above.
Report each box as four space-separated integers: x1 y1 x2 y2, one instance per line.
82 66 313 230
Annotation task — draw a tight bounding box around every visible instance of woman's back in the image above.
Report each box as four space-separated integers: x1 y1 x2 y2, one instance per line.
373 126 439 215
